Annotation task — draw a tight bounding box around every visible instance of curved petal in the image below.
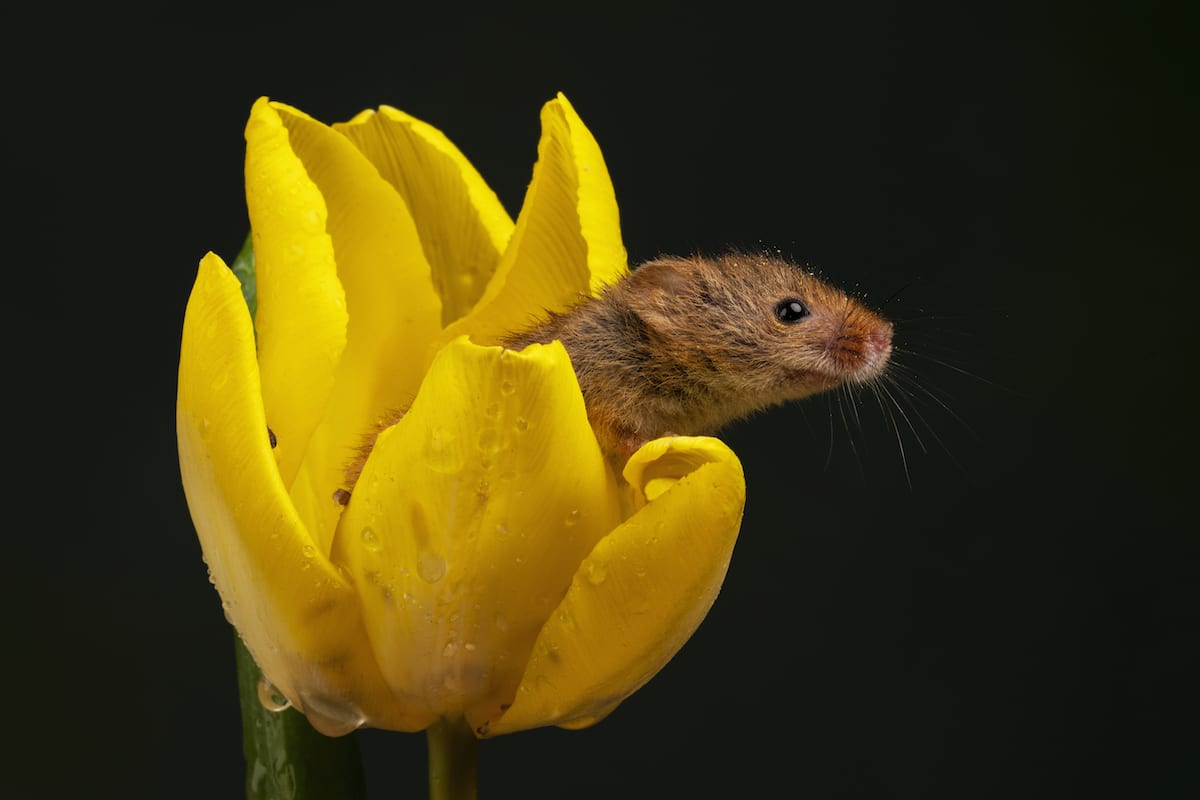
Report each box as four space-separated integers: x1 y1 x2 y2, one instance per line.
438 93 629 349
244 97 346 490
268 101 445 556
177 253 433 735
330 337 623 725
485 436 746 736
335 106 514 327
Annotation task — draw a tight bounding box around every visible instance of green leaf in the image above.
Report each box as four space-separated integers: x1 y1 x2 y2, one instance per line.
230 232 257 319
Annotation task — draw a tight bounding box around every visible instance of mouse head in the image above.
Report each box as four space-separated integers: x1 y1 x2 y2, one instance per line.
627 252 892 401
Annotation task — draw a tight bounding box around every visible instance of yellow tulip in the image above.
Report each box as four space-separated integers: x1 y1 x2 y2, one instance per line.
176 94 746 738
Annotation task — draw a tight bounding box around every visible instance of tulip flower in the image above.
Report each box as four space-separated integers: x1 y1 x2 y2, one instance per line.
177 93 746 793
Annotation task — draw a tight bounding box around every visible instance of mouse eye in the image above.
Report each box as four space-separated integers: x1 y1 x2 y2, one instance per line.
775 298 810 323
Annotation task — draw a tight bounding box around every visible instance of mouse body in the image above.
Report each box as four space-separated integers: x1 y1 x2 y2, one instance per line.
504 252 893 457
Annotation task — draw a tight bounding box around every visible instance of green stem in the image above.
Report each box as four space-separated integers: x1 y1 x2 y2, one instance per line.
426 718 478 800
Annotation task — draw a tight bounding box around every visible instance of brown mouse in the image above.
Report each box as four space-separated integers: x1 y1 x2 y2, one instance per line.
339 251 892 498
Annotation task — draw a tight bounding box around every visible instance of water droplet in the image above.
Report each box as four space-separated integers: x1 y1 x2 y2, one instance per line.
200 417 211 435
302 544 315 558
478 428 502 455
464 641 477 652
417 551 446 583
297 691 365 737
475 480 490 501
360 526 380 552
495 613 509 632
514 416 529 432
425 425 463 473
564 509 581 527
500 380 516 395
484 401 501 418
495 522 509 536
585 560 608 585
257 677 292 712
443 641 458 657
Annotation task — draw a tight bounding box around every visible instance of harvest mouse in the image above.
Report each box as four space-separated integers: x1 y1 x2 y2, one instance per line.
338 251 892 499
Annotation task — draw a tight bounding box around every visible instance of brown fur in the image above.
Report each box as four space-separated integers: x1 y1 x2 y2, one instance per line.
504 252 892 457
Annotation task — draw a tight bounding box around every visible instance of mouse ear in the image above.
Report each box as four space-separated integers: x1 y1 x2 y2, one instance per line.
631 258 695 297
628 258 703 334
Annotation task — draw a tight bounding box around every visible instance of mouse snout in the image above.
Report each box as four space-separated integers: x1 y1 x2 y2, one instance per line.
827 311 892 380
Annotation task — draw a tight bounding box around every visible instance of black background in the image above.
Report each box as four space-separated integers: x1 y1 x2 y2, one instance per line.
3 3 1194 798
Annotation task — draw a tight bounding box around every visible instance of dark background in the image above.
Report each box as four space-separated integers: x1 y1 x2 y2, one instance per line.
3 3 1194 798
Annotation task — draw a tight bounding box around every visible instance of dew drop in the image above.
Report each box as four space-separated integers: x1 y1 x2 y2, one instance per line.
484 401 501 418
585 560 608 585
495 522 509 536
495 613 509 632
425 426 463 473
257 677 292 712
514 416 529 432
442 640 459 657
563 509 581 527
302 544 315 559
500 380 516 396
478 428 502 455
417 551 447 583
360 527 381 552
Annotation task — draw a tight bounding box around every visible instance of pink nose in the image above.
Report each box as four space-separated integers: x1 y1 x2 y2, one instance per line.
866 324 893 354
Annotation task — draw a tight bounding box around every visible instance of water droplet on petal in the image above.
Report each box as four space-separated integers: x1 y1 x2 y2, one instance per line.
257 677 292 712
464 642 477 652
495 613 509 632
500 380 516 396
514 416 529 432
564 509 581 528
443 640 458 657
417 551 446 583
302 544 315 558
478 428 502 455
360 527 380 552
425 426 463 473
494 522 509 536
586 560 608 585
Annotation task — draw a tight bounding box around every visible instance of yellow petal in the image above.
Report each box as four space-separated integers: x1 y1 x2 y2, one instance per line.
244 97 346 490
438 93 629 349
486 437 745 736
267 101 444 556
177 253 433 735
335 106 514 327
330 337 623 724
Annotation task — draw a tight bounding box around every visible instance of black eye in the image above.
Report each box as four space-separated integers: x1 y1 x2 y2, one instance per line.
775 298 810 323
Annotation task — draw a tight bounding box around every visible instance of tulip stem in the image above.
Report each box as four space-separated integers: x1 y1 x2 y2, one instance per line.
426 717 478 800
